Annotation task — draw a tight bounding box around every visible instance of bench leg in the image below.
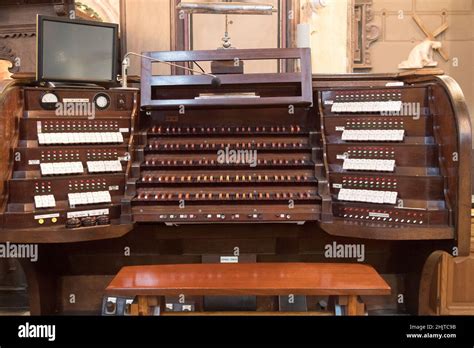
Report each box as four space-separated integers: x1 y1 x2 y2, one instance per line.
138 296 165 316
138 296 149 316
347 295 358 316
334 295 365 316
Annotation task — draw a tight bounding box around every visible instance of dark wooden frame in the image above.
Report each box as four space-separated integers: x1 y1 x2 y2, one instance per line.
140 48 312 108
170 0 300 73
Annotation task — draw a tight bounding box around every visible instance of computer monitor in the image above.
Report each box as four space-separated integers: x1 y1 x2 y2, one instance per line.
36 15 118 83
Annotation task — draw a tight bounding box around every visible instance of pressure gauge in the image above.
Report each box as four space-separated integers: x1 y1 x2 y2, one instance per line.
40 92 59 110
94 93 111 110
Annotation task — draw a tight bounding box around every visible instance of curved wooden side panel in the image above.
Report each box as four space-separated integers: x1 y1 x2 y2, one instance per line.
419 250 474 315
433 76 472 256
418 250 444 315
0 79 22 223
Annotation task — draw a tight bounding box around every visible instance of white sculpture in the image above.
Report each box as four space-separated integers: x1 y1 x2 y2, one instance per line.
398 40 442 70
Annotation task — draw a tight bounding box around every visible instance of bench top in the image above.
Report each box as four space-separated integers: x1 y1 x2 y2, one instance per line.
106 263 391 296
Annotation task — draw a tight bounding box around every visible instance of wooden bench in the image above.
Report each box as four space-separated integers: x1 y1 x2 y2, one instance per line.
106 263 391 316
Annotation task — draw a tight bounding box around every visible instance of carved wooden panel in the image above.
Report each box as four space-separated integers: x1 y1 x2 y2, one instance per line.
353 0 380 70
0 0 74 73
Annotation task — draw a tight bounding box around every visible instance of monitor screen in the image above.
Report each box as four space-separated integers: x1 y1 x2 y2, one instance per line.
37 16 118 83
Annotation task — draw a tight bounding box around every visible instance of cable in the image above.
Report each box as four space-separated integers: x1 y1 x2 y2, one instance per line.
121 52 218 88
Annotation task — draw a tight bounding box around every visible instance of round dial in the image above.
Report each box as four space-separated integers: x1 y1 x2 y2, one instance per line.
94 93 111 110
40 92 59 110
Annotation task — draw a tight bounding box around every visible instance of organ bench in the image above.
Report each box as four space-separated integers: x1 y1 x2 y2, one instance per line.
105 263 391 316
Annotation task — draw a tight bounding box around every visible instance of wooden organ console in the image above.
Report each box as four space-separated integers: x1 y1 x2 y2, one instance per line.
0 85 137 241
318 78 471 250
0 48 471 315
130 49 320 224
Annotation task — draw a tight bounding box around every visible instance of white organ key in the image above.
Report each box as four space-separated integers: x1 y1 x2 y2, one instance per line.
343 159 396 172
342 159 351 171
64 163 71 174
397 129 405 141
342 130 357 141
90 132 97 143
337 188 348 201
84 133 90 143
386 191 398 204
37 133 45 144
342 129 404 142
89 161 103 173
101 132 109 143
330 100 403 113
105 191 112 203
361 190 370 203
100 191 112 203
99 161 108 172
360 130 370 141
43 134 52 145
87 160 122 173
391 101 402 113
68 191 112 207
34 195 42 208
46 195 56 208
374 191 385 204
85 192 93 204
74 162 83 173
34 194 56 209
40 163 52 175
53 163 62 174
36 130 127 145
41 161 83 176
96 132 103 143
68 193 77 207
338 188 398 205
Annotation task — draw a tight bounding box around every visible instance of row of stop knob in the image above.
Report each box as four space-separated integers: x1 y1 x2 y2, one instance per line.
143 158 309 166
141 174 312 183
136 191 315 201
147 142 306 150
149 125 302 134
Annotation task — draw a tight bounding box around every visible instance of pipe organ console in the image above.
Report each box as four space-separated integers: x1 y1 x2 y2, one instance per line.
317 77 471 252
322 86 443 221
0 87 137 233
0 48 471 315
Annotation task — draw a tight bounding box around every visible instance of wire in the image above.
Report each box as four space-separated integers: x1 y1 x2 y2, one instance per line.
123 52 216 78
193 61 206 74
